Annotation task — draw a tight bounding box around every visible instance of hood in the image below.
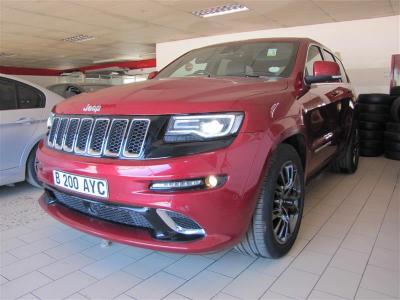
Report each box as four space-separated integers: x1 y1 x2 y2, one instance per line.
54 77 288 115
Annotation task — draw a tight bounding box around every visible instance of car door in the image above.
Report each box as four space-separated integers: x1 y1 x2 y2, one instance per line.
0 77 45 171
299 45 340 174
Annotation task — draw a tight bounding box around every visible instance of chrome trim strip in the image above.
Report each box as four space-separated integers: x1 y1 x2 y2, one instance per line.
122 119 150 158
156 209 205 236
314 141 332 153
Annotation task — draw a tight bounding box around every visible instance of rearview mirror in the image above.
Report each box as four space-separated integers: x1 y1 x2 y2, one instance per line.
305 61 341 84
147 71 159 80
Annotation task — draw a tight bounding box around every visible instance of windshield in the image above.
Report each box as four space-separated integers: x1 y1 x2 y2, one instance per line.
157 41 299 79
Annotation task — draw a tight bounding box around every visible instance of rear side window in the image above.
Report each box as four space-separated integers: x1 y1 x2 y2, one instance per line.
335 58 349 83
322 49 335 62
17 83 45 109
0 79 17 110
305 45 323 76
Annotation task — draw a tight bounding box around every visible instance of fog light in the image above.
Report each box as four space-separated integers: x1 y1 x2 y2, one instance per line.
205 175 218 188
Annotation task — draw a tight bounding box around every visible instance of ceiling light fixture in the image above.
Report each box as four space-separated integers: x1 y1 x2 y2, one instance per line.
62 34 95 43
192 3 249 18
0 52 16 58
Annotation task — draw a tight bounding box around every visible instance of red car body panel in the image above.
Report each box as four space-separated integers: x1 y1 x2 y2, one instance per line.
37 38 356 253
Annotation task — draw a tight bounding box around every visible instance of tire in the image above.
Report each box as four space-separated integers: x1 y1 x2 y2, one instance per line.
358 94 394 105
390 86 400 97
384 131 400 142
359 104 390 114
359 121 385 131
331 128 359 174
384 151 400 160
235 144 304 258
359 130 384 140
360 140 383 149
390 97 400 122
384 141 400 152
360 148 383 157
26 144 42 188
359 113 389 123
386 122 400 132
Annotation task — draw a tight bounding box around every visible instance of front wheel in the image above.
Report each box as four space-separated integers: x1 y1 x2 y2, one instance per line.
26 144 42 188
235 144 304 258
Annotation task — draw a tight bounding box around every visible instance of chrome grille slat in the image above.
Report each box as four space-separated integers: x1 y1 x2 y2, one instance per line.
74 118 94 154
47 115 149 159
88 118 110 156
55 118 69 150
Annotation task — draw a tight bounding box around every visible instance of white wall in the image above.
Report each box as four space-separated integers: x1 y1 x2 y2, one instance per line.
157 16 400 95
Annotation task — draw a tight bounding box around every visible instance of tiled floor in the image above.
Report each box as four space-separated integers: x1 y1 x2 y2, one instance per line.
0 157 399 300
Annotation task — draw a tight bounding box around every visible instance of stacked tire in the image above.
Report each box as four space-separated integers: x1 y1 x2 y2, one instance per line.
358 94 393 157
384 97 400 160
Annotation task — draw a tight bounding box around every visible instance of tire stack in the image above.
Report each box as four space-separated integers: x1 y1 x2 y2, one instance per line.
384 96 400 160
358 94 393 157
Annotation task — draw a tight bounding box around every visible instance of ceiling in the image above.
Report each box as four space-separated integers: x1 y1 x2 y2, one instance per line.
0 0 398 69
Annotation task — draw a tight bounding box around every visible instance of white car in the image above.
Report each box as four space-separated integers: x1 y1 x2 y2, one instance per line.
0 74 64 187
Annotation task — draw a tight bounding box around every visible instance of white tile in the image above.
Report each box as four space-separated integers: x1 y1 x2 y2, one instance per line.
0 226 32 241
247 255 294 278
0 253 55 280
17 292 40 300
163 292 191 300
308 290 347 299
44 237 93 260
315 267 362 299
287 238 310 257
0 271 51 299
12 237 59 259
18 227 62 243
207 250 255 277
202 249 230 260
80 271 141 299
126 271 184 300
165 255 214 279
67 293 89 300
81 242 124 260
33 271 96 299
350 221 381 239
291 250 331 275
119 246 153 260
355 287 395 299
176 270 231 300
341 233 375 254
81 253 136 279
375 231 399 251
0 252 18 267
298 223 320 241
305 234 341 256
261 291 294 299
319 221 351 239
39 253 95 280
270 268 319 299
302 213 330 227
360 265 399 298
330 248 369 274
222 269 274 299
368 247 399 272
0 275 8 285
49 228 84 243
123 253 176 279
0 237 26 252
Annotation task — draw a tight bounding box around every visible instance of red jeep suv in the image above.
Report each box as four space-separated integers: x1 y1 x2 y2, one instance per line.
37 38 358 258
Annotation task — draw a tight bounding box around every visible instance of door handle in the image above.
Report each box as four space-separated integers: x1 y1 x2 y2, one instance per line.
15 117 35 124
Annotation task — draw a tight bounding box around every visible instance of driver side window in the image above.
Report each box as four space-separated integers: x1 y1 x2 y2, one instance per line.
305 46 323 76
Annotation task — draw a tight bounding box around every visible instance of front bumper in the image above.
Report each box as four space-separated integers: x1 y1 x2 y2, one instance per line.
37 132 268 253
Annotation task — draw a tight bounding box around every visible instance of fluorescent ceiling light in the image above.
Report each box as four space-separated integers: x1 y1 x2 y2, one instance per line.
93 53 155 64
62 34 95 43
192 3 249 18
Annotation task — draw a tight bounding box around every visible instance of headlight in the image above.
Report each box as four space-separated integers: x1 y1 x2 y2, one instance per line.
165 113 244 142
47 112 55 129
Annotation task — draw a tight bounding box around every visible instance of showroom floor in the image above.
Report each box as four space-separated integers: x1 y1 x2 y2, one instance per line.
0 157 399 300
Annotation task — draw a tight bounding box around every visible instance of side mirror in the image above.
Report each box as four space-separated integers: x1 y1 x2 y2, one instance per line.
305 61 341 84
147 71 159 80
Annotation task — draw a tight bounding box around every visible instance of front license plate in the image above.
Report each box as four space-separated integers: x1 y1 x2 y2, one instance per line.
53 170 108 198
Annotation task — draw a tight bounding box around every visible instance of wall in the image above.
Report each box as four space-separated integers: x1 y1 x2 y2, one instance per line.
157 16 400 95
16 75 60 87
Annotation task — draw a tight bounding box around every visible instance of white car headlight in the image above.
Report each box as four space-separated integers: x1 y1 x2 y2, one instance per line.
47 112 55 129
165 113 244 142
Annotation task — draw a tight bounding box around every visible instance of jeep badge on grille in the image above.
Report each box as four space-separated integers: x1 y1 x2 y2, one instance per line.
83 104 102 113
